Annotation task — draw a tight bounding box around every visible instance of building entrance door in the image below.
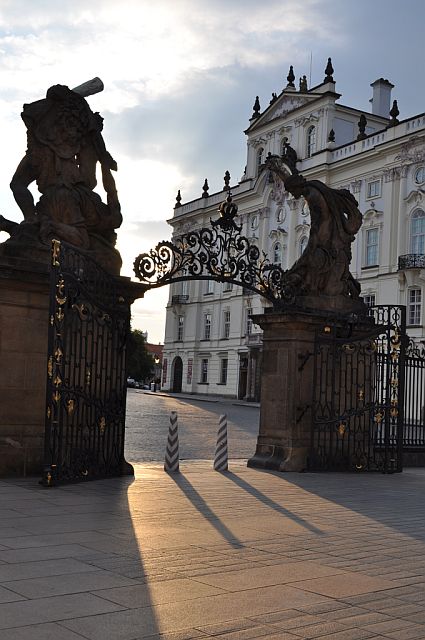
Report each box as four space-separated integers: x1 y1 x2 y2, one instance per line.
172 357 183 392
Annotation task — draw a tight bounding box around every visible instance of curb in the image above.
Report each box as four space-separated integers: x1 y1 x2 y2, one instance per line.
137 390 260 408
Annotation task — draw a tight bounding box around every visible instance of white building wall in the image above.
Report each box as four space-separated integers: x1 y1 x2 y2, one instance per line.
162 72 425 398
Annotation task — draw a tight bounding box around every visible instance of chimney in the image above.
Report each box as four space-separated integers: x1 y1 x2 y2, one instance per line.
369 78 394 118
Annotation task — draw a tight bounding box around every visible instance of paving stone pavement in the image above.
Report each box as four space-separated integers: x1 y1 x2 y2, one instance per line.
0 463 425 639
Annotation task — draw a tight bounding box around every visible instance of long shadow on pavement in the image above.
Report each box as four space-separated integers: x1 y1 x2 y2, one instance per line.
225 472 324 536
0 475 162 640
255 467 425 544
169 473 245 549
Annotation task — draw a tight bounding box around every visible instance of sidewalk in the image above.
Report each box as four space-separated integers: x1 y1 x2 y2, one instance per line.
140 389 261 408
1 462 425 639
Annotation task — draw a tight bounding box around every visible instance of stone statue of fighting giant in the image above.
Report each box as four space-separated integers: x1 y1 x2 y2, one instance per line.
266 155 366 316
0 78 122 274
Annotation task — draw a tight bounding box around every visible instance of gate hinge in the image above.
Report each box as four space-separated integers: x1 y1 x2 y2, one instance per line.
296 404 311 423
298 351 313 371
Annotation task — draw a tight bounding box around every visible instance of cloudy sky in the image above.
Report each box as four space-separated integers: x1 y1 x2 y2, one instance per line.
0 0 423 343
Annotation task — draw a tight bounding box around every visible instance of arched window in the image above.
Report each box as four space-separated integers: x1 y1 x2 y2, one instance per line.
273 242 282 265
307 125 316 157
410 209 425 255
299 236 308 256
256 147 264 172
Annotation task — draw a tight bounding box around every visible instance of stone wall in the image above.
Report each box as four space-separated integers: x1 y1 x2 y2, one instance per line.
0 257 50 476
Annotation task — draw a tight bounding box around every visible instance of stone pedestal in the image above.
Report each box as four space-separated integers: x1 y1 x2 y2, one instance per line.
0 257 50 476
247 310 331 472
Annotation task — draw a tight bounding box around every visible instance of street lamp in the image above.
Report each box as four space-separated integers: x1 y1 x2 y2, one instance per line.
153 355 161 392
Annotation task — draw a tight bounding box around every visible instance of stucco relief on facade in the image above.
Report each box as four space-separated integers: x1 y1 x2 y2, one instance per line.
350 179 362 193
405 190 424 206
260 96 307 125
270 175 286 205
395 137 425 164
384 166 409 182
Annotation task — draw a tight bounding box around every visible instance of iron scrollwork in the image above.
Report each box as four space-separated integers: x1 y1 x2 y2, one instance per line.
133 193 292 305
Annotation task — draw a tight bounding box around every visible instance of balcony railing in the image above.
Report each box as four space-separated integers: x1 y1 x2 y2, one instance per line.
171 295 189 305
398 254 425 270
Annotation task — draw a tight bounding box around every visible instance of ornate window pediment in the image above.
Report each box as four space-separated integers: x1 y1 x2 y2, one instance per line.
405 190 424 206
295 222 310 234
295 113 320 128
363 209 383 228
395 136 425 164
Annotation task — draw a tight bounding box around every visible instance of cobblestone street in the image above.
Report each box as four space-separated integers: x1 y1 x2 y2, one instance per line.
124 390 260 463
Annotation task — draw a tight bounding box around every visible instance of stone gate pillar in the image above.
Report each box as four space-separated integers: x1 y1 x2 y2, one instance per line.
247 310 329 472
0 256 50 475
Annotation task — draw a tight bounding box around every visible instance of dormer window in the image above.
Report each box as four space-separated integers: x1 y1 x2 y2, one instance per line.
307 126 316 157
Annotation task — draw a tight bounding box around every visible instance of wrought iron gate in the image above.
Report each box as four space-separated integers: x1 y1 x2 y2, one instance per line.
403 337 425 451
42 240 131 485
310 305 406 472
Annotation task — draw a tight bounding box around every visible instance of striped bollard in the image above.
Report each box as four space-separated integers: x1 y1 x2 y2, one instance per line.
164 411 179 472
214 414 228 471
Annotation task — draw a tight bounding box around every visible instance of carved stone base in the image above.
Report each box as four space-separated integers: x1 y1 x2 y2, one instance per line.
121 460 135 476
248 444 309 472
0 221 122 275
293 294 368 317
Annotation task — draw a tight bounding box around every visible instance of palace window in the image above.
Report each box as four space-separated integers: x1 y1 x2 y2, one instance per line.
365 228 379 266
246 307 253 335
362 294 376 308
408 288 422 326
223 281 233 292
250 214 259 230
181 278 189 297
299 236 308 256
177 315 184 341
306 125 316 157
273 242 282 265
205 279 214 294
367 179 381 199
220 358 228 385
200 358 209 383
223 310 231 338
410 209 425 255
203 313 211 340
180 268 188 297
256 148 264 172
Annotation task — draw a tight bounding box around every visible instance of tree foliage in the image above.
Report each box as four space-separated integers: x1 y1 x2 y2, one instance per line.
127 330 154 381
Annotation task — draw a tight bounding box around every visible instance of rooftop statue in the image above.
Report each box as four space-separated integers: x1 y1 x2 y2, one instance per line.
0 78 122 274
266 155 366 314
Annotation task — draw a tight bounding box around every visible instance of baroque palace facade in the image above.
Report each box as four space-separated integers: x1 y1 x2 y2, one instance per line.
161 60 425 400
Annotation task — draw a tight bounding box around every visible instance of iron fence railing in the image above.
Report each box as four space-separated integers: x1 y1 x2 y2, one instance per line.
398 254 425 270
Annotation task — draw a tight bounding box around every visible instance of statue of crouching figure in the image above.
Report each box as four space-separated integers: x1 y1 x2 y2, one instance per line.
2 79 122 275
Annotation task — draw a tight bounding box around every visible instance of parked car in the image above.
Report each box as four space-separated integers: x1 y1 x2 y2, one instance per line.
127 377 136 388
